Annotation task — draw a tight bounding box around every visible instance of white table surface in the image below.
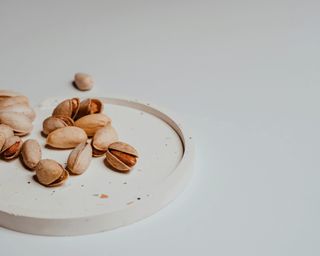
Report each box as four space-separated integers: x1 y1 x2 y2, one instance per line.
1 0 319 255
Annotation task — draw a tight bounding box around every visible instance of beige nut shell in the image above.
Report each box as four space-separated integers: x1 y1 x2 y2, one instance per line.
67 142 92 175
105 142 138 172
52 98 80 119
0 112 33 136
92 125 118 157
21 139 42 170
46 126 87 149
1 135 22 160
74 113 111 137
35 159 68 187
75 98 103 120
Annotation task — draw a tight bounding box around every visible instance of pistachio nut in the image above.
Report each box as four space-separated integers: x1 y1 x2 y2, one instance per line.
46 126 87 149
0 103 36 121
75 98 104 120
0 112 33 136
21 139 42 170
0 124 14 139
105 142 138 172
0 95 29 108
1 135 22 160
74 73 93 91
0 133 6 151
52 98 80 119
74 113 111 137
92 125 118 157
67 142 92 175
42 115 74 136
35 159 69 187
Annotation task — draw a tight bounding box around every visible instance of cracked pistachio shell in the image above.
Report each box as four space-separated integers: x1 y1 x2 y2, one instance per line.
0 103 36 121
67 142 92 175
35 159 68 187
105 142 138 172
0 133 6 151
46 126 87 149
0 124 14 139
52 98 80 119
74 113 111 137
0 112 33 136
0 95 29 108
21 139 42 170
75 98 104 120
43 115 75 135
74 73 93 91
92 125 118 157
1 135 22 160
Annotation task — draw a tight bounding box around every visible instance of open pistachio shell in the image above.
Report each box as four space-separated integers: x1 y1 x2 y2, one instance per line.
21 139 42 170
75 98 104 120
0 103 36 121
74 113 111 137
35 159 68 187
0 112 33 136
52 98 80 119
105 142 138 172
46 126 87 149
0 124 14 139
1 135 22 160
92 125 118 157
0 95 29 108
67 142 92 175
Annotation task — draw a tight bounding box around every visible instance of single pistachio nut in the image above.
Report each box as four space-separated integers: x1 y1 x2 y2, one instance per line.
75 98 104 120
21 139 42 170
52 98 80 119
35 159 69 187
42 115 74 136
0 112 33 136
0 133 6 151
0 124 14 139
0 95 29 108
74 113 111 137
67 142 92 175
1 135 22 160
0 103 36 121
92 125 118 157
74 73 93 91
105 142 138 172
46 126 87 149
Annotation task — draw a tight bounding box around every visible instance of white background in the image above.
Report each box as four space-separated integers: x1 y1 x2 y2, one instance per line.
0 0 319 255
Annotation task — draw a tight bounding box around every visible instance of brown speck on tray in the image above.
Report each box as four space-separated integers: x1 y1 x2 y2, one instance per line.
100 194 108 199
123 182 127 185
137 197 141 200
81 185 84 188
93 194 99 197
27 181 31 184
127 201 134 205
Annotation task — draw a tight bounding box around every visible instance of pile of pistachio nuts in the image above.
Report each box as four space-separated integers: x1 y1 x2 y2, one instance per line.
0 84 138 188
